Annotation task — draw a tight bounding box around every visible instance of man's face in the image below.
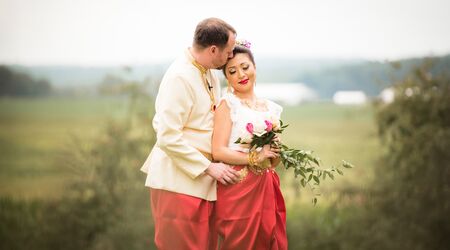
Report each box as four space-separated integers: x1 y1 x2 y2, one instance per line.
211 32 236 69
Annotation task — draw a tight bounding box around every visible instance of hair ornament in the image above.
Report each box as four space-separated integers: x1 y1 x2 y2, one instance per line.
235 39 251 49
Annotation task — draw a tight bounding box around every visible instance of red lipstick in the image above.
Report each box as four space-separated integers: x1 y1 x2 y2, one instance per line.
238 79 249 84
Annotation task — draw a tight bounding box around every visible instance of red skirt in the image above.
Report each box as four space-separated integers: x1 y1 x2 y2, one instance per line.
150 188 216 250
215 167 287 250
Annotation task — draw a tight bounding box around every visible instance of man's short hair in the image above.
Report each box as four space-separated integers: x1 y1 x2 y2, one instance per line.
193 17 236 50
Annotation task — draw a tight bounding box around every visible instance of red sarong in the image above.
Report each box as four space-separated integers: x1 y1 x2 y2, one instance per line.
215 167 287 250
150 188 216 250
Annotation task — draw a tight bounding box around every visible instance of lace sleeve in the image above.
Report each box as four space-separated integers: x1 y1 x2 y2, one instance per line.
267 99 283 119
218 92 241 122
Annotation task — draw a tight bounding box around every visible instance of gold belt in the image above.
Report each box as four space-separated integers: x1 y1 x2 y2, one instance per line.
198 150 212 161
248 163 272 175
235 161 273 183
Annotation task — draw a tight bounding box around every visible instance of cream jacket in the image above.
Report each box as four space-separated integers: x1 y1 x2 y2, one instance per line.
140 49 221 201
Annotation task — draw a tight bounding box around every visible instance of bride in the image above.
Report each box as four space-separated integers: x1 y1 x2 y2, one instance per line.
212 41 288 250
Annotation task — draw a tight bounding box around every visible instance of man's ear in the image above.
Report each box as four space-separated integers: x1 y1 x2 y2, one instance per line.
210 45 217 54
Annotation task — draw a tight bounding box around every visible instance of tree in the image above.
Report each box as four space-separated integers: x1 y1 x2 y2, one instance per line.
0 66 52 97
373 59 450 249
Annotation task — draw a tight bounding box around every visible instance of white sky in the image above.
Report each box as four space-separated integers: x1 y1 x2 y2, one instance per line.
1 0 449 66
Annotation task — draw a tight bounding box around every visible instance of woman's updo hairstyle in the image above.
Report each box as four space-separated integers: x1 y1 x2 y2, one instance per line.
222 40 255 76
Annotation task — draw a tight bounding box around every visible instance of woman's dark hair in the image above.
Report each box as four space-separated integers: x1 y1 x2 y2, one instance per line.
222 45 255 76
193 17 236 50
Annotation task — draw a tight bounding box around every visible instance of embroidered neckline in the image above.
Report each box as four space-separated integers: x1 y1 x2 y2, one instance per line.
228 93 269 112
187 49 216 112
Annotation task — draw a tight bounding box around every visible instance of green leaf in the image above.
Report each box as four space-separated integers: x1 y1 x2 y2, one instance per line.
298 169 306 178
313 175 320 184
313 157 320 166
342 160 354 168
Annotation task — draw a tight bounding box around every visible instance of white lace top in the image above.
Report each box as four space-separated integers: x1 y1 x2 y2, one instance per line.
219 92 283 153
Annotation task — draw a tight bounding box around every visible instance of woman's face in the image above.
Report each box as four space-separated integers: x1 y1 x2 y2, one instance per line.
225 53 256 94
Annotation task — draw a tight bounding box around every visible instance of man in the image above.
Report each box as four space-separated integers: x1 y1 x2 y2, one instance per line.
140 17 241 249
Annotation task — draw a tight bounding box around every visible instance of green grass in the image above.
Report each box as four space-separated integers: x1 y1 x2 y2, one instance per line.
279 103 380 205
0 97 130 199
0 97 380 203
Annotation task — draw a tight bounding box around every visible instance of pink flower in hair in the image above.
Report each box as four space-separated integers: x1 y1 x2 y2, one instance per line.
235 39 252 49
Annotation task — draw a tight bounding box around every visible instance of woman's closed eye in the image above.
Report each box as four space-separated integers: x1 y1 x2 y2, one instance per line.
228 63 249 75
242 63 249 70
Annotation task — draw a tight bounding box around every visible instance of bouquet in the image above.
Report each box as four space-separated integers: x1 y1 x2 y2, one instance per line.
235 117 353 205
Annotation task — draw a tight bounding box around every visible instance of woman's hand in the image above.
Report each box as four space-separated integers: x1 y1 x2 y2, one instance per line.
269 135 282 167
272 134 282 148
270 154 281 168
256 144 279 164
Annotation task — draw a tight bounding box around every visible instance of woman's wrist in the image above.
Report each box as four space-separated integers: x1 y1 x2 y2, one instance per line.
248 150 260 167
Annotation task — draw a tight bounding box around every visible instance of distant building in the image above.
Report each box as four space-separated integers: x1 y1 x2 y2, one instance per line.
254 83 317 105
379 87 395 104
332 91 367 105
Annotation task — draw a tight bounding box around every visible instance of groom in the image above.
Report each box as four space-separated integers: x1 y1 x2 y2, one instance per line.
140 17 240 249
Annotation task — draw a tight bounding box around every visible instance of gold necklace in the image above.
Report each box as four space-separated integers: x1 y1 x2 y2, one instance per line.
242 98 257 109
241 96 266 111
192 60 216 112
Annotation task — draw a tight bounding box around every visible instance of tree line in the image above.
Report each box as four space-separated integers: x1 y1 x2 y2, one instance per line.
0 65 52 97
296 55 450 98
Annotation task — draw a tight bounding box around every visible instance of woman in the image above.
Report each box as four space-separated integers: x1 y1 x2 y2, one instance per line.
212 42 288 250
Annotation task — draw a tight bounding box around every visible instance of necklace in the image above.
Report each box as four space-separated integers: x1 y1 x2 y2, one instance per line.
240 96 267 111
192 60 216 112
241 97 257 109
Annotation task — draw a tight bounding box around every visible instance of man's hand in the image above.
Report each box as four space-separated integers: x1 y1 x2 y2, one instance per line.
205 162 241 185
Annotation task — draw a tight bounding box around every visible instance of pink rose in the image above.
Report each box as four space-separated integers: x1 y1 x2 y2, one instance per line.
246 123 254 134
264 120 273 132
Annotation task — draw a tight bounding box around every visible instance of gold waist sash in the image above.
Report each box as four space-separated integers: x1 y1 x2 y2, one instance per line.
198 150 212 161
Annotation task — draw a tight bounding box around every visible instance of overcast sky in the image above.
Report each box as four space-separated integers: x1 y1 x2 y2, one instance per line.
1 0 449 66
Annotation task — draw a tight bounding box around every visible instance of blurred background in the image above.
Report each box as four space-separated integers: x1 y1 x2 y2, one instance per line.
1 0 449 249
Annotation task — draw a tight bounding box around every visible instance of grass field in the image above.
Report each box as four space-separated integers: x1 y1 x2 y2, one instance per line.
280 103 379 205
0 97 130 199
0 97 380 203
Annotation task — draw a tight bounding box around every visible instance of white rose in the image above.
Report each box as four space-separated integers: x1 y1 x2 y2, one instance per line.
252 119 267 137
239 130 253 143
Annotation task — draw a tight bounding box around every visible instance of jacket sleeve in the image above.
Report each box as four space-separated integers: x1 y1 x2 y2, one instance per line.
154 75 211 179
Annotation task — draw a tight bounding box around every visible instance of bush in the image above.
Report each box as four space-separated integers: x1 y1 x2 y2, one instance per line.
372 59 450 249
0 84 157 249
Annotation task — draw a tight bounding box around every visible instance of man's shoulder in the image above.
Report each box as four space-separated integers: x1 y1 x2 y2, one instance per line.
163 58 197 83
